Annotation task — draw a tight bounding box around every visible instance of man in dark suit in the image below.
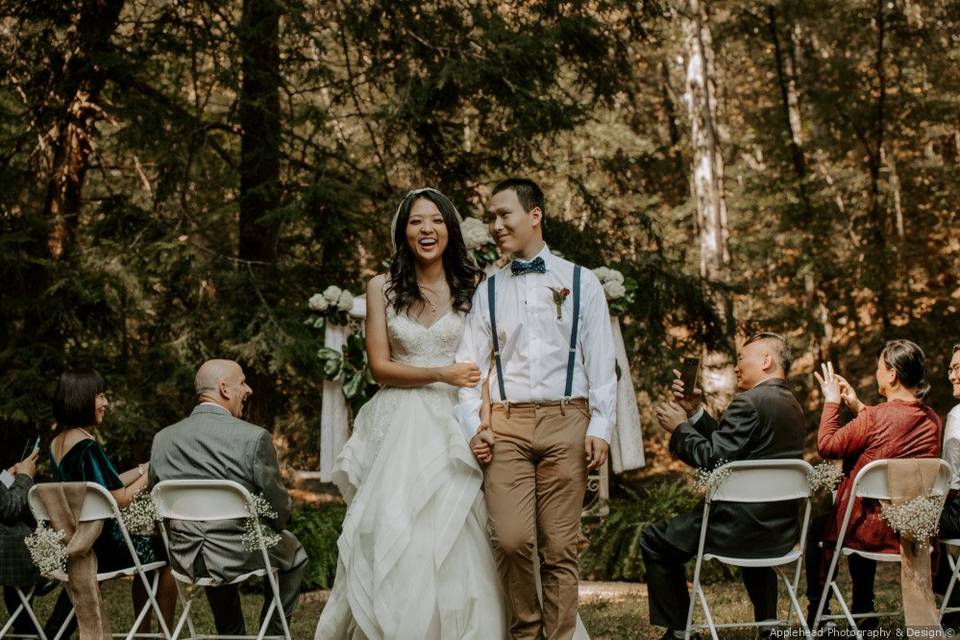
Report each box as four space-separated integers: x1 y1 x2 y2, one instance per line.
150 359 307 637
645 332 806 640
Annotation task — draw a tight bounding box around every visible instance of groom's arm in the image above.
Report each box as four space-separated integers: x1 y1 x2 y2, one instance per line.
455 283 492 443
580 270 617 443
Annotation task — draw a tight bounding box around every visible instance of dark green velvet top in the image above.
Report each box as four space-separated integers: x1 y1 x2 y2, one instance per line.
50 439 162 571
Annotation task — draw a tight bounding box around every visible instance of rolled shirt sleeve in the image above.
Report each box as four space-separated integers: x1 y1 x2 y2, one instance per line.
580 270 617 442
455 284 492 442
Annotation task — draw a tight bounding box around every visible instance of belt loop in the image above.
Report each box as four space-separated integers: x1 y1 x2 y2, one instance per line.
505 401 511 419
560 397 568 416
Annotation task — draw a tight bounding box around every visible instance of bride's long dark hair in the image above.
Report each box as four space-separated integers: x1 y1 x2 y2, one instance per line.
385 189 484 315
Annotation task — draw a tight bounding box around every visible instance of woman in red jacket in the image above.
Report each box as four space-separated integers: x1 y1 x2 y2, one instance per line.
812 339 941 625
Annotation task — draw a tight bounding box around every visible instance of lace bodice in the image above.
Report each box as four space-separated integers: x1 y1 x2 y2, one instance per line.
386 306 464 367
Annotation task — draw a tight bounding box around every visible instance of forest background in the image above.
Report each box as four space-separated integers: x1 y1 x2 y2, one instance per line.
2 0 959 480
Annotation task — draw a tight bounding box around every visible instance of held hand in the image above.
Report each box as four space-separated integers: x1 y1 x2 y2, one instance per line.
655 401 688 434
14 450 39 478
814 362 843 405
671 369 703 416
470 424 495 465
585 436 608 472
442 363 482 387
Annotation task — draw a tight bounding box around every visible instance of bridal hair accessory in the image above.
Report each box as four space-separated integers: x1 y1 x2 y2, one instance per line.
390 187 464 250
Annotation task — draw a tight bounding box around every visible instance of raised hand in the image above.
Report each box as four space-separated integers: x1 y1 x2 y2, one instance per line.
835 374 864 413
814 362 843 404
441 362 482 387
470 423 495 465
671 369 703 416
655 400 688 434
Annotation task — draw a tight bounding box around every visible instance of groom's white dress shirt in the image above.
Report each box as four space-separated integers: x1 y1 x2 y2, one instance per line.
455 245 617 443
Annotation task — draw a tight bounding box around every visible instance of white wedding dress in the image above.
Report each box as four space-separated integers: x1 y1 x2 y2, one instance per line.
314 307 507 640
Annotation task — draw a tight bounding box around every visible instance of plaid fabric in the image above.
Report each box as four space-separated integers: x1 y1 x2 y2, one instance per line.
0 474 43 586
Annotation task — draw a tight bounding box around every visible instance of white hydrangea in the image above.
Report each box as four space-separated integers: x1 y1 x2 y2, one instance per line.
461 217 493 250
603 279 627 300
308 293 330 312
322 285 342 303
593 266 625 286
337 290 354 312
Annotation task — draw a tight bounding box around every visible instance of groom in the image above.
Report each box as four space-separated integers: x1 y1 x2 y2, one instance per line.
456 178 617 640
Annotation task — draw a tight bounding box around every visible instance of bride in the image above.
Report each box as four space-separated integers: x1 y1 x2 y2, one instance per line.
314 188 506 639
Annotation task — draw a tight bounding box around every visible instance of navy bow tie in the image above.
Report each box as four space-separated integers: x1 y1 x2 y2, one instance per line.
511 256 546 276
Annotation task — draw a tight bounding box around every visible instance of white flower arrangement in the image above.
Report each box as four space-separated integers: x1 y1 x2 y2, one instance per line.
308 293 329 312
460 216 494 250
120 491 160 536
879 495 943 542
807 461 844 493
591 266 636 314
24 522 68 577
307 284 357 328
242 494 283 552
694 460 732 494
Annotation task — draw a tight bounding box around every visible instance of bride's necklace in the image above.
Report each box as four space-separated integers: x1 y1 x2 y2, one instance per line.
418 282 449 315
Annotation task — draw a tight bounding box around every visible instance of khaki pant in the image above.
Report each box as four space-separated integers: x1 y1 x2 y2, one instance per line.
484 400 589 640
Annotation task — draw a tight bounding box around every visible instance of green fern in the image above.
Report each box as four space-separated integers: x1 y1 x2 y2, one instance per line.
581 477 736 583
289 505 347 591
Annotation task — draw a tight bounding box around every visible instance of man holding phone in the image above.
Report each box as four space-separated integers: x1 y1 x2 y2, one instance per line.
1 443 76 638
643 333 806 640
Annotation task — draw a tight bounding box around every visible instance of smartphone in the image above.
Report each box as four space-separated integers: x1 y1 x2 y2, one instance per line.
680 357 700 397
20 435 40 461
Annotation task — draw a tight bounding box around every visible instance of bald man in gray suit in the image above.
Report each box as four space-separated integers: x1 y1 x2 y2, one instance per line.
149 359 308 636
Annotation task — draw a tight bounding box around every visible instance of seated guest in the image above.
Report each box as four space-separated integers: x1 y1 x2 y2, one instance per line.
1 448 75 638
811 340 941 627
48 369 176 633
149 359 307 637
935 344 960 617
647 333 806 640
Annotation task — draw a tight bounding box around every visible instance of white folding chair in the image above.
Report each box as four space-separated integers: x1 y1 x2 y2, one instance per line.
0 585 50 639
151 480 292 640
684 459 815 640
939 538 960 621
812 458 951 631
26 482 172 640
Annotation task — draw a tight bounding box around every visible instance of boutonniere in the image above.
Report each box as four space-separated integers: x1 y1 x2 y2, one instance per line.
547 287 570 320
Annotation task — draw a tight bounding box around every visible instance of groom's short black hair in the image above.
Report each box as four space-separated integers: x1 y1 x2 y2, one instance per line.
492 178 546 223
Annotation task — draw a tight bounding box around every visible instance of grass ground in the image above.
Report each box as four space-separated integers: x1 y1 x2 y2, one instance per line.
2 561 913 639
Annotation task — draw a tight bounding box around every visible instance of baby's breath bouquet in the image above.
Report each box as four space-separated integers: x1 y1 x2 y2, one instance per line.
880 495 943 543
694 460 731 495
807 461 844 493
121 491 160 536
242 494 283 552
24 522 68 576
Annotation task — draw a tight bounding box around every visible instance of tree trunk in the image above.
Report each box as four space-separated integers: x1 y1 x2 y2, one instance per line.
43 0 126 260
238 0 282 426
679 0 735 407
239 0 282 266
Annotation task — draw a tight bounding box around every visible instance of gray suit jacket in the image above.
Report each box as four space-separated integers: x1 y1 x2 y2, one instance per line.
149 404 305 581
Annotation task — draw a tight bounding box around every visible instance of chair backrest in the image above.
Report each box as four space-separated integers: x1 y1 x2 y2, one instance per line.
27 482 118 523
708 459 815 503
851 458 951 500
151 479 254 522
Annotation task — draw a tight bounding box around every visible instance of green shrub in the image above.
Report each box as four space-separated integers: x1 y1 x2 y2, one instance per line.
290 504 347 591
581 477 736 584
